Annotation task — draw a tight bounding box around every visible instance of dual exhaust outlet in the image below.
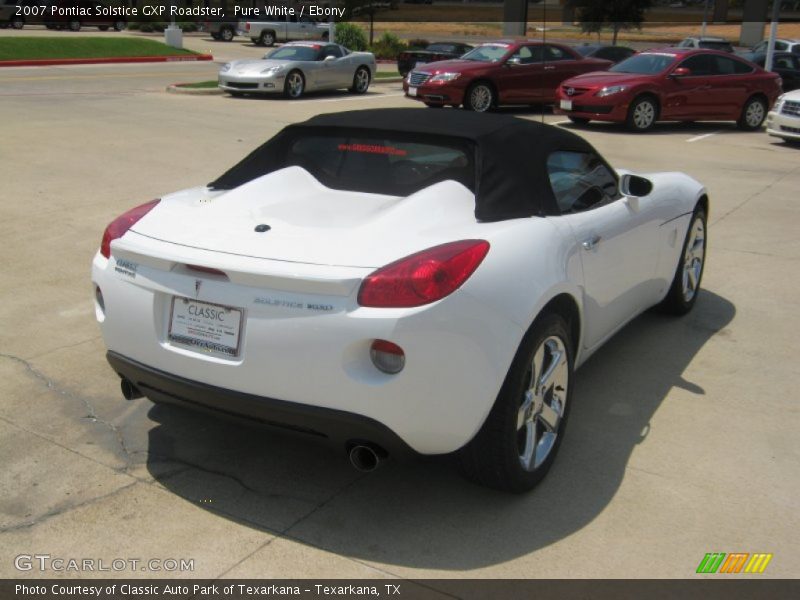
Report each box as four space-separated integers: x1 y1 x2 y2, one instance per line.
120 377 387 472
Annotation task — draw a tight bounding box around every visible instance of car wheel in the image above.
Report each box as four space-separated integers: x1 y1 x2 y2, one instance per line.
626 95 658 132
458 313 574 493
283 70 305 99
568 116 590 125
738 96 767 131
321 31 329 41
211 32 221 40
350 66 370 94
465 82 495 112
113 20 125 32
659 207 707 315
98 25 109 31
10 17 24 29
220 26 234 42
260 31 275 47
68 18 81 32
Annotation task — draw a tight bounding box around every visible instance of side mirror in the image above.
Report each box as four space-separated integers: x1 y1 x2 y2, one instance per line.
506 57 522 66
620 174 653 198
324 55 336 62
670 67 692 78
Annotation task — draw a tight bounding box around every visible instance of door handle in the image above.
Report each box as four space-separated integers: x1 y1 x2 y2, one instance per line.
582 235 601 251
544 65 556 70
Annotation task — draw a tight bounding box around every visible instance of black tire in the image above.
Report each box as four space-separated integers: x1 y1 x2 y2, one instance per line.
220 26 234 42
464 81 495 112
458 313 574 493
68 18 81 32
626 95 658 132
98 25 109 31
350 66 371 94
321 31 329 41
283 70 305 99
10 17 24 29
568 116 590 125
424 103 444 108
259 30 275 47
737 96 768 131
659 207 707 315
211 32 221 40
113 20 126 32
229 91 246 98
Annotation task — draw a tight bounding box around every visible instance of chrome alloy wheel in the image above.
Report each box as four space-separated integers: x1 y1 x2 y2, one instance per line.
517 336 569 471
682 216 705 302
745 100 765 128
633 99 656 129
354 68 370 92
286 72 304 98
469 84 493 112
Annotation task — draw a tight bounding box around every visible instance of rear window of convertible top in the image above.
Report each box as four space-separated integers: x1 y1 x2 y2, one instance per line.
284 133 475 197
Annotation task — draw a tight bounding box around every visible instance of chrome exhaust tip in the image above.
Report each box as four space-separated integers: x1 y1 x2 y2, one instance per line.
120 378 143 400
348 444 384 472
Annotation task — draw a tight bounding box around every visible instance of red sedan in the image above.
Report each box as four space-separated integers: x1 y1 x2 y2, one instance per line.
555 48 782 132
403 41 612 111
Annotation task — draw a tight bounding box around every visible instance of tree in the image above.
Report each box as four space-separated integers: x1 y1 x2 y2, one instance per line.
574 0 653 46
342 1 397 45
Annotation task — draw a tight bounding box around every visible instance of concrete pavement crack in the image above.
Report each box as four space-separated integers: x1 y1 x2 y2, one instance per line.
0 352 132 461
711 163 800 226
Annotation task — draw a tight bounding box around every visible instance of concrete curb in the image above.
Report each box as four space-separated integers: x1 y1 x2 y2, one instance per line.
167 83 224 95
0 54 214 68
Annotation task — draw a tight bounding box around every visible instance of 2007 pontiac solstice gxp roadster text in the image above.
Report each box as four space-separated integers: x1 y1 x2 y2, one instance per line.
92 109 708 492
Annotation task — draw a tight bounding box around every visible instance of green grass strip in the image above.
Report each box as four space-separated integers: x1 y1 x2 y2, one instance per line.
0 37 197 61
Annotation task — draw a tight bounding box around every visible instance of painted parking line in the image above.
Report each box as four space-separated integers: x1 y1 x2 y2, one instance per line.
687 131 722 143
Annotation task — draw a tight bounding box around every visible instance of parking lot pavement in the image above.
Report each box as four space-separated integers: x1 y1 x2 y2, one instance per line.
1 61 798 581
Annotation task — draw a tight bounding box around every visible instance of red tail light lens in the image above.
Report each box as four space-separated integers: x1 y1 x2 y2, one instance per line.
100 200 160 259
357 240 490 308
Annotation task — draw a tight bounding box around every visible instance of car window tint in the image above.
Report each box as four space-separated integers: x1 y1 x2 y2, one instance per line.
679 54 716 75
510 45 542 64
546 45 570 61
775 56 794 69
775 41 787 51
793 46 800 56
286 135 475 196
547 151 618 214
428 44 455 53
322 45 343 59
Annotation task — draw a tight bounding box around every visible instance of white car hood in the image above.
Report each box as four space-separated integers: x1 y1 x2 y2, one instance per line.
129 167 479 268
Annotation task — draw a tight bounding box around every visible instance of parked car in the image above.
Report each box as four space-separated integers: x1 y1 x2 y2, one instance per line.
93 108 709 492
219 42 375 99
243 14 326 47
397 42 474 77
555 48 782 131
204 18 243 42
677 36 735 53
751 38 800 55
403 40 612 111
574 43 636 64
3 0 54 28
766 89 800 143
43 0 126 31
742 51 800 91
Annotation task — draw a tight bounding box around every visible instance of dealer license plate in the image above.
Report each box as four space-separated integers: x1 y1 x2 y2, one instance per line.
168 297 243 357
560 99 573 111
408 86 418 97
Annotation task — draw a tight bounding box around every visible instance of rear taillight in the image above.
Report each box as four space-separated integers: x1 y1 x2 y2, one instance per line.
100 200 160 259
357 240 490 308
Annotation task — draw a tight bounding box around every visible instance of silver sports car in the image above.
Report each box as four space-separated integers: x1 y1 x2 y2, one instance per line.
218 42 377 99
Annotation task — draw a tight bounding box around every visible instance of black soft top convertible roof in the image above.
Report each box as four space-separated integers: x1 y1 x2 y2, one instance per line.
209 108 601 221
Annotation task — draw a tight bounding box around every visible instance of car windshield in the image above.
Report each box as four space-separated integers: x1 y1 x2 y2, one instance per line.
268 46 321 61
575 45 599 56
610 53 676 74
461 44 511 62
285 134 475 196
427 43 457 53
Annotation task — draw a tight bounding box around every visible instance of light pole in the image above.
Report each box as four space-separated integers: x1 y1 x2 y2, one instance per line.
765 0 781 72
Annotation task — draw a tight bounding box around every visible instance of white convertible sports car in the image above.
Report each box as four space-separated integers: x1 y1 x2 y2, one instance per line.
93 109 708 492
218 41 376 99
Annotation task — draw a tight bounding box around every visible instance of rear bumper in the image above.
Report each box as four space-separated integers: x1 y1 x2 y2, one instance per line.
107 351 416 458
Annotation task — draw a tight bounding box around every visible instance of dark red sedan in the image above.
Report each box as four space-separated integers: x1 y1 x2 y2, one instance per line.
403 40 612 111
555 48 782 131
